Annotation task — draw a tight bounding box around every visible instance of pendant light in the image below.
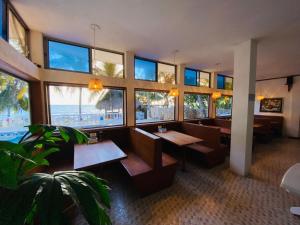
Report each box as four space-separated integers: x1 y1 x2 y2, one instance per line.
88 24 103 92
168 50 179 97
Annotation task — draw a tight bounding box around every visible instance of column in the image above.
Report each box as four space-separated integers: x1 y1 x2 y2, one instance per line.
178 64 185 121
230 39 257 176
125 51 135 126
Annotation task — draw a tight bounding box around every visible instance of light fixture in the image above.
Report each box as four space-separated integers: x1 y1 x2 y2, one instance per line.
257 95 264 101
88 78 103 91
169 87 179 97
88 24 103 91
168 50 179 97
212 91 221 100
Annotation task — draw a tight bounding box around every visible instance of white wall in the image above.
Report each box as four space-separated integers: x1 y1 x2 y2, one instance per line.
255 77 300 137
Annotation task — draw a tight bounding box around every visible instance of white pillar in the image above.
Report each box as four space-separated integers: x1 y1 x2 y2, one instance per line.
230 39 257 176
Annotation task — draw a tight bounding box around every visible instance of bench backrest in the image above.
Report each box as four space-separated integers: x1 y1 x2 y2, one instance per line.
182 122 221 150
214 119 231 128
129 128 162 169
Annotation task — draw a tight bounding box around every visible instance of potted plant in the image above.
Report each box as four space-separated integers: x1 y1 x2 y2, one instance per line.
0 124 112 225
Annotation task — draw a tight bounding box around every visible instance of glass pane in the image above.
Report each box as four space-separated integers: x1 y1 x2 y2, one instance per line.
0 0 4 38
199 72 210 87
92 49 124 78
135 58 156 81
49 85 124 128
135 90 175 123
48 41 89 73
8 10 27 56
216 96 233 117
225 77 233 90
217 75 225 89
158 63 175 84
0 72 31 143
184 94 209 119
184 69 197 85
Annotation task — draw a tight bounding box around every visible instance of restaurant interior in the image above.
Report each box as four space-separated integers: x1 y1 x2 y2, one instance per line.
0 0 300 225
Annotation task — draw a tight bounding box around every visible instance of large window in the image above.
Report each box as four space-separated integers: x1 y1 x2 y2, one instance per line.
0 71 31 143
216 95 233 117
92 49 124 78
135 90 175 123
184 93 209 119
48 85 124 128
46 40 90 73
184 68 210 87
135 57 176 84
217 74 233 90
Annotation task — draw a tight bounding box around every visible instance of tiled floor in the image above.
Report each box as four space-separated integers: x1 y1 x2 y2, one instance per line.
75 138 300 225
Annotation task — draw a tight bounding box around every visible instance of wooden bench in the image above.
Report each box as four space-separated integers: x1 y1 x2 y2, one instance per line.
181 122 226 168
121 128 177 195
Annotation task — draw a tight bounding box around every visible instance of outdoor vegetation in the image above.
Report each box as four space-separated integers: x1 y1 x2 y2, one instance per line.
216 96 233 116
184 94 209 119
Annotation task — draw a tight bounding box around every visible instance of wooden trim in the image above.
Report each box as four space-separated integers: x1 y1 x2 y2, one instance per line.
256 74 300 82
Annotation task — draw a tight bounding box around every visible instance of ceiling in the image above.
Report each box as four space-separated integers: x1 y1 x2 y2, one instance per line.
11 0 300 79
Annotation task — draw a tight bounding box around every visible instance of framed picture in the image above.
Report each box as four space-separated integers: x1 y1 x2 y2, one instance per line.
260 98 283 113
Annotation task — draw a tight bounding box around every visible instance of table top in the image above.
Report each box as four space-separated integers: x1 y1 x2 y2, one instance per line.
154 130 203 146
74 140 127 170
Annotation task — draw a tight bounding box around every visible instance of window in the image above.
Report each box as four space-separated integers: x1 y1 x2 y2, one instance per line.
92 49 124 78
157 63 176 84
199 72 210 87
184 69 197 86
216 95 233 117
46 40 90 73
0 0 5 39
8 6 29 57
135 90 175 123
217 74 233 90
184 93 209 119
134 58 156 81
48 85 124 128
185 68 210 87
0 71 31 143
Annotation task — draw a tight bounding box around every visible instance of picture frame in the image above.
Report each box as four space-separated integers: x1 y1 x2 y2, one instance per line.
259 98 283 113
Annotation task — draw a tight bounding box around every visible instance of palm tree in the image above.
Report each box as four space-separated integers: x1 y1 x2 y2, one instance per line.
93 62 123 78
0 73 29 121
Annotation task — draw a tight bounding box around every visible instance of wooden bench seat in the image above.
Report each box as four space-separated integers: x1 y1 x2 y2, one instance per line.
121 152 152 177
121 128 177 195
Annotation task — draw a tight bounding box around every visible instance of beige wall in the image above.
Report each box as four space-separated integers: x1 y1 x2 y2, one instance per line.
255 77 300 137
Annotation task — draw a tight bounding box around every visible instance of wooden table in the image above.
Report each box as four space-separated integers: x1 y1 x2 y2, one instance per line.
154 130 203 171
74 140 127 170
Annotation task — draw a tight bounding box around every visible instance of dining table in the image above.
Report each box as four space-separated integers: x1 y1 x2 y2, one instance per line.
153 130 203 171
74 140 127 170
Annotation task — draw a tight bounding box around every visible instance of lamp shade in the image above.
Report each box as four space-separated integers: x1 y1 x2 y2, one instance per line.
257 95 264 101
168 87 179 97
88 78 103 91
212 91 221 99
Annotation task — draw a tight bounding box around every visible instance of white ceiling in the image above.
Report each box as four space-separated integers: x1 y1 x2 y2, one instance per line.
12 0 300 79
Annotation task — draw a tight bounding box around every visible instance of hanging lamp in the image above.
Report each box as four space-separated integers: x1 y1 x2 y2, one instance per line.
88 24 103 92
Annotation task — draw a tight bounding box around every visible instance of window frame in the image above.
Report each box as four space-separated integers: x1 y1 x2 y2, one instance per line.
134 56 177 84
184 67 211 88
183 92 210 120
3 1 30 58
44 36 125 76
217 74 233 90
45 82 127 129
134 88 177 125
91 47 125 78
215 94 233 118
